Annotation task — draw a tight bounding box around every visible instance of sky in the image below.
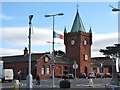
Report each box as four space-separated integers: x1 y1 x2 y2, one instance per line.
0 1 119 57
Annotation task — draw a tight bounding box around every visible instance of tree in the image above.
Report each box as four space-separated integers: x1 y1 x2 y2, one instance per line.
100 44 120 60
99 44 120 85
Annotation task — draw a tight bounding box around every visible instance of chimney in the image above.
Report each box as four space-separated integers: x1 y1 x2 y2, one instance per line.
24 47 28 56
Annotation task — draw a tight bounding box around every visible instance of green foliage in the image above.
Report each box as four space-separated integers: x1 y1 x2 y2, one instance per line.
99 44 120 58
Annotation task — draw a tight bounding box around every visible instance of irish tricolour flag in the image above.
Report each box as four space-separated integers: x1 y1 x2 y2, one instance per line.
53 31 64 39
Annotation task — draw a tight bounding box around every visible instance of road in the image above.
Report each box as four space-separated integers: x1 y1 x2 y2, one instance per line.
1 78 112 89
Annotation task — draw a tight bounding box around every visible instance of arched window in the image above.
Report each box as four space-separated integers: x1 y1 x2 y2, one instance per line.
46 65 50 75
41 65 45 75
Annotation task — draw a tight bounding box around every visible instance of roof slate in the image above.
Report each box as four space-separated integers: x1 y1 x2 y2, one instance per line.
1 53 47 63
1 53 73 65
71 10 86 32
91 57 114 67
54 55 73 64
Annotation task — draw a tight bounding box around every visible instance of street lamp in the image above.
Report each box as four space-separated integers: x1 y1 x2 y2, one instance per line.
109 5 120 12
110 4 120 86
26 15 33 88
45 13 64 88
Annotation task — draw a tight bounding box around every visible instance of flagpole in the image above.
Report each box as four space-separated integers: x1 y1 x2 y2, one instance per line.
52 15 55 88
45 13 64 88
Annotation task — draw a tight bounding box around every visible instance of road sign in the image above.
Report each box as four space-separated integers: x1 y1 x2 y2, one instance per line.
73 62 78 69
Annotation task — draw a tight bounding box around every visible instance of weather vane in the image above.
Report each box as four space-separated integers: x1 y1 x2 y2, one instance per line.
77 4 79 10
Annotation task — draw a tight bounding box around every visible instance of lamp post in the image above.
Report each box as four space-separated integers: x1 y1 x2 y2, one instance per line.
110 4 120 86
26 15 33 88
45 13 64 88
109 5 120 12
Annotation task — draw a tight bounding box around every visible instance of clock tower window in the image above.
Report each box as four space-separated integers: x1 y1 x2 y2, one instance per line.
84 54 88 61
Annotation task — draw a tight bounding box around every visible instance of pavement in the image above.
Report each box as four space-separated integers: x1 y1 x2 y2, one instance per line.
1 78 120 90
17 78 110 88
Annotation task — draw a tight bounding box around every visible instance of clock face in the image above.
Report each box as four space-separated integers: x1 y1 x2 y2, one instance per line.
44 57 48 63
83 40 87 45
71 40 75 45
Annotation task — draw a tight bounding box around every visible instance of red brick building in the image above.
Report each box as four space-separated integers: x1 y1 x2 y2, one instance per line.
2 49 73 80
36 53 72 79
91 57 114 75
1 10 113 80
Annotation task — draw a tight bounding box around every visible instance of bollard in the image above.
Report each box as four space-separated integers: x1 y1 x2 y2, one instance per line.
14 80 20 89
89 78 93 87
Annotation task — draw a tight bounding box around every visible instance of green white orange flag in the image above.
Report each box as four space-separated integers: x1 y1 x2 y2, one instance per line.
53 31 64 39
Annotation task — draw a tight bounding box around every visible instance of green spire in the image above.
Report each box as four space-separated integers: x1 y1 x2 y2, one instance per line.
64 26 67 33
71 10 86 32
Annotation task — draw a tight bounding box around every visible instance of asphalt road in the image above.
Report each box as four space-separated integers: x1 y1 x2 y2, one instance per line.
1 78 112 89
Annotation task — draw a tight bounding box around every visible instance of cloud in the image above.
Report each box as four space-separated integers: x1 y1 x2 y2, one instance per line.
0 14 14 20
91 32 118 57
0 27 118 57
0 27 64 56
1 27 52 46
1 27 64 46
0 48 23 56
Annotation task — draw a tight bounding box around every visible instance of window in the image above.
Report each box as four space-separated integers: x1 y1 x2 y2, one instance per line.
84 54 88 61
46 65 50 75
41 65 45 75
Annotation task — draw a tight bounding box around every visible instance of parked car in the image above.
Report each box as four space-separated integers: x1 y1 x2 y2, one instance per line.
68 74 74 79
96 73 104 78
79 73 86 78
104 73 112 78
88 72 95 78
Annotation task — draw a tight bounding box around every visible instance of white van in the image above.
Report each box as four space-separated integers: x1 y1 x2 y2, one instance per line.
3 69 14 82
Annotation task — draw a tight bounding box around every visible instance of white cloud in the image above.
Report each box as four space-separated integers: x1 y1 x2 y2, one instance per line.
0 27 64 56
0 14 14 20
92 32 118 42
1 27 64 46
1 27 52 46
0 27 118 57
91 32 118 57
0 48 23 56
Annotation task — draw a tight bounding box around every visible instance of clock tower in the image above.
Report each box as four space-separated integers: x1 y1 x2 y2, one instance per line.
64 9 92 76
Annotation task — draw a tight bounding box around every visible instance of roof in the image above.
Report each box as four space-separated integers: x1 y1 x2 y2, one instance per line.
1 53 49 63
71 10 86 32
54 55 73 64
91 57 114 67
1 53 73 65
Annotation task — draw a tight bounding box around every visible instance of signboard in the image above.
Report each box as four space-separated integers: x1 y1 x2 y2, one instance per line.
73 61 78 69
